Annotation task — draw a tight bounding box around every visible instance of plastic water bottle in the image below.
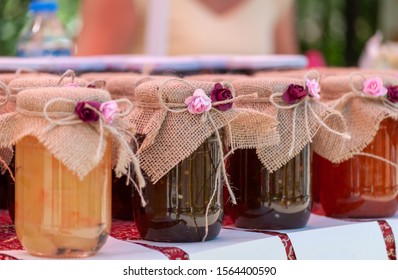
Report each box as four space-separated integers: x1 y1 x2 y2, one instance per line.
16 1 73 57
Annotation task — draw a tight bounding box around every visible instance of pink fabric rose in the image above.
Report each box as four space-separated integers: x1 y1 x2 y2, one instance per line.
363 77 387 97
101 101 118 124
306 79 321 99
184 89 212 114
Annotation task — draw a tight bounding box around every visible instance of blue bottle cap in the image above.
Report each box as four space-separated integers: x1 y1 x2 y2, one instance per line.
28 1 58 13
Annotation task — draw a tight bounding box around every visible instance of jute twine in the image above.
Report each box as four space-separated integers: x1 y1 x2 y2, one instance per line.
0 86 146 206
320 72 398 163
232 71 349 172
5 69 89 114
129 77 279 190
129 77 279 241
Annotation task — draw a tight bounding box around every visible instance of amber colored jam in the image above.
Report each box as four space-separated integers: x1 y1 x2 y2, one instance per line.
228 145 312 229
15 136 112 258
133 135 223 242
313 118 398 218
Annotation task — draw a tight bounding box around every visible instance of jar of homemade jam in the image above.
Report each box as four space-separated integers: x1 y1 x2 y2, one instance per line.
14 136 112 258
111 173 134 220
133 134 223 242
228 145 312 229
313 118 398 218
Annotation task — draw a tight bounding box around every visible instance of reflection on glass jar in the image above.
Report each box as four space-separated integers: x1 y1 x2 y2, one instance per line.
15 136 112 258
133 134 223 242
313 118 398 218
228 145 312 229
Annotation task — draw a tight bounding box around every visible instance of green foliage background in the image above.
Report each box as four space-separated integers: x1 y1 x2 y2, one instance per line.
0 0 383 66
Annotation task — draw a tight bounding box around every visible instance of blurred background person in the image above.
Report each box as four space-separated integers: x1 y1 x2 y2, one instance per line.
75 0 299 56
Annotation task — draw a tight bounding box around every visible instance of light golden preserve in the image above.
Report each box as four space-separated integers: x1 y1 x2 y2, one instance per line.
15 136 112 258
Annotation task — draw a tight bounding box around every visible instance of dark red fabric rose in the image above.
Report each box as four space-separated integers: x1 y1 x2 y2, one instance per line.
387 85 398 103
211 83 233 111
282 84 308 105
75 101 101 122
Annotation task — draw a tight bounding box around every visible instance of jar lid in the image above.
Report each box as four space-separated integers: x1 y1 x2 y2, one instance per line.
29 1 58 13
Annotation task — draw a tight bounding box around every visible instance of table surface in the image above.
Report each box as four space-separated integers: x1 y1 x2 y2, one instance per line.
1 206 397 260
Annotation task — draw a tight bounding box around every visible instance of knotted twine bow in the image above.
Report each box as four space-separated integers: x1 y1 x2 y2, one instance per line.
13 94 147 207
270 72 350 156
332 72 398 171
134 78 279 241
249 71 350 172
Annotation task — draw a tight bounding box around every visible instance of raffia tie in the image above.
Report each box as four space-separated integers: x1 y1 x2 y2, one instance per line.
17 97 147 207
269 93 351 157
347 73 398 170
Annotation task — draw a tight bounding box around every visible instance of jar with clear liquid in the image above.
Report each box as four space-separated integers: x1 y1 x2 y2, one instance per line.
14 136 112 258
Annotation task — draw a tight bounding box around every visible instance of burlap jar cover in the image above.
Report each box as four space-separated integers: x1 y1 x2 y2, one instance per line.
0 69 57 86
128 78 280 202
232 73 349 172
0 86 145 198
318 72 398 163
106 74 156 102
5 70 89 114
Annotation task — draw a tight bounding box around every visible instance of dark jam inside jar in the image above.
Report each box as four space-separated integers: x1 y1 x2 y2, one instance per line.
133 134 223 242
313 118 398 218
111 135 145 221
228 145 312 229
111 173 134 220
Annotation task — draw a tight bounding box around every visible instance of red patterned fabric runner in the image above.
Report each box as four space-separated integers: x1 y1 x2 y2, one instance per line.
110 219 190 259
132 242 190 260
258 230 297 260
110 219 142 241
223 227 297 260
377 220 396 260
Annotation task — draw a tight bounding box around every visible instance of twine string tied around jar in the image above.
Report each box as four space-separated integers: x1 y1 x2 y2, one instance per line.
269 93 351 157
156 79 259 206
346 72 398 178
17 97 147 207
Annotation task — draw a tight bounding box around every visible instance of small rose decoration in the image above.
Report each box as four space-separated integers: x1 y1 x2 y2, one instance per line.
75 101 101 122
211 83 233 111
282 84 308 105
101 101 118 124
363 77 387 97
306 79 321 99
387 85 398 103
184 89 212 114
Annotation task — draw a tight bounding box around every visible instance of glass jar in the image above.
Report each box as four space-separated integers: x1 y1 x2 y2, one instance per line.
14 136 112 258
313 118 398 218
228 145 312 229
111 173 134 220
133 134 223 242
